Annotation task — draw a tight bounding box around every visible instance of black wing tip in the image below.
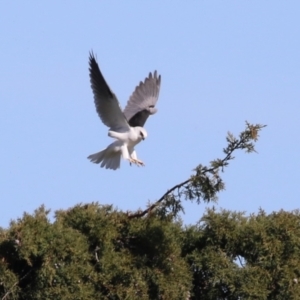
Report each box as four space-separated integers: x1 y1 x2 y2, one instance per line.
88 50 114 99
148 70 161 84
154 71 161 83
130 70 161 99
88 51 101 78
89 50 96 65
89 51 97 68
89 50 96 60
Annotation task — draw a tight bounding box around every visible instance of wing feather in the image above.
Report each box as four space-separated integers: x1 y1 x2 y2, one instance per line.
123 71 161 127
89 52 130 132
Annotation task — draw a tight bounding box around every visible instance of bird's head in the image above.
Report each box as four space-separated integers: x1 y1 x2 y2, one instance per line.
136 127 148 141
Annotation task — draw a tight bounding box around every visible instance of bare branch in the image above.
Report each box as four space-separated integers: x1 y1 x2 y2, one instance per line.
128 179 190 219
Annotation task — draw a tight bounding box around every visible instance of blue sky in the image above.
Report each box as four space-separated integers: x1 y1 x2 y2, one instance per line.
1 2 300 227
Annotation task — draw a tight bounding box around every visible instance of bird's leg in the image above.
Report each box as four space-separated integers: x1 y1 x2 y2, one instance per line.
129 158 136 166
129 158 145 167
134 158 145 166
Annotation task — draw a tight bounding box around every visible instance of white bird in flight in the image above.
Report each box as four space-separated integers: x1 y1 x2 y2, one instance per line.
87 52 161 170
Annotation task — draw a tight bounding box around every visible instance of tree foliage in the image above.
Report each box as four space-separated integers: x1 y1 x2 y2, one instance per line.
2 122 298 299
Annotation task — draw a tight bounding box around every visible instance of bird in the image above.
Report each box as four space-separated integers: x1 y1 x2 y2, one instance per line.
87 52 161 170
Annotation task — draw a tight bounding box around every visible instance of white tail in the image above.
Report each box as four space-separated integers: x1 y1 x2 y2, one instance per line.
87 148 121 170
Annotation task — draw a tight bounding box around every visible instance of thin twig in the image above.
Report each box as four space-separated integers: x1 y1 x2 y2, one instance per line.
237 255 245 268
94 246 100 262
2 269 32 300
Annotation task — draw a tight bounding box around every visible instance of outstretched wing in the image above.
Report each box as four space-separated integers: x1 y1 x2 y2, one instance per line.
89 52 130 132
123 71 161 127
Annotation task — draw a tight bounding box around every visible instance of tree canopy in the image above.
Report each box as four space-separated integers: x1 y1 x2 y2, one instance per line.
2 122 299 299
